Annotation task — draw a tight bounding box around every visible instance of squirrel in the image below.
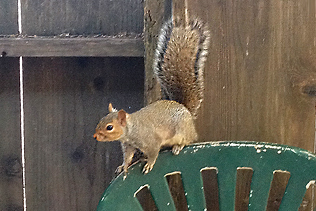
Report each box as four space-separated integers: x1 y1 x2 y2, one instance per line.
93 17 210 174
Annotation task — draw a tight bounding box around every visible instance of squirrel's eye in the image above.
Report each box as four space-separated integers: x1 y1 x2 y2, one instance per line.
106 125 113 131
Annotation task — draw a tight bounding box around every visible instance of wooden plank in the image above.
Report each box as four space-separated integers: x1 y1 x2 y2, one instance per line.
183 0 316 150
166 173 188 211
235 167 253 211
0 37 144 57
0 58 23 210
144 0 171 104
0 1 18 34
21 0 143 36
201 168 220 211
266 170 291 211
23 57 144 210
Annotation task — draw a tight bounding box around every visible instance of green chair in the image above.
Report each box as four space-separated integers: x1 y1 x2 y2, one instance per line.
96 141 316 210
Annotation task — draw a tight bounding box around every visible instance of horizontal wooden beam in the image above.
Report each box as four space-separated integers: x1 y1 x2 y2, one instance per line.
0 37 144 57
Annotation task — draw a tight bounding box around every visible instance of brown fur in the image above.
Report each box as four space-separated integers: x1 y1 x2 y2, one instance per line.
93 115 124 142
94 100 197 174
94 17 209 175
153 17 210 117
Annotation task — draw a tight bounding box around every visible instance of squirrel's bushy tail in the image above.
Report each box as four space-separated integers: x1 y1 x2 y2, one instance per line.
153 17 210 117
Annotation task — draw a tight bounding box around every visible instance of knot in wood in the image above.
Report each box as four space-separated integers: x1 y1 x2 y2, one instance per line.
71 149 85 163
3 156 22 177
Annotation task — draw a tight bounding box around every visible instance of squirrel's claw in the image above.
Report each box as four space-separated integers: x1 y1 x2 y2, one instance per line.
115 165 125 175
115 165 128 180
142 163 154 174
172 144 185 155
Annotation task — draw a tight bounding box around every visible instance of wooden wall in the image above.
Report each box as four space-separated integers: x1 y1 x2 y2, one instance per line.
0 58 22 211
145 0 316 150
0 57 144 211
144 0 316 210
1 0 316 210
22 0 143 36
191 0 316 151
22 57 144 210
0 0 144 210
0 1 18 35
0 0 143 36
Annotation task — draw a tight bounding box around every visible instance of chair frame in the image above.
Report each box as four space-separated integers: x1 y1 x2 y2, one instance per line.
96 141 316 211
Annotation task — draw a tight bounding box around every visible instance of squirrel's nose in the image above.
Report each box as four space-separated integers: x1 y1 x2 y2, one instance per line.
93 134 97 139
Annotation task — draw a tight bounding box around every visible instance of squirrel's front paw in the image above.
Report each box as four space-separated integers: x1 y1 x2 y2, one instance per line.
142 163 154 174
115 165 125 174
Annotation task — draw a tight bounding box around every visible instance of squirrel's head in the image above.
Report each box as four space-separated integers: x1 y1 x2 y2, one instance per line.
93 103 129 142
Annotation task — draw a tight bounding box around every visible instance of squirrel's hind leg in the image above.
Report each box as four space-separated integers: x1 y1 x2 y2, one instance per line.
167 134 191 155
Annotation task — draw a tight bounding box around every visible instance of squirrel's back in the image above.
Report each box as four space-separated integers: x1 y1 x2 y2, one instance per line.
153 17 210 117
128 100 197 145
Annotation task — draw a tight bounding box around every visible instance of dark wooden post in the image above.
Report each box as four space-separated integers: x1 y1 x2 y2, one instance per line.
144 0 171 105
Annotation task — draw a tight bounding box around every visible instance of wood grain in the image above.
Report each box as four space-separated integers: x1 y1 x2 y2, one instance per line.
300 184 316 211
0 58 23 211
21 0 143 36
235 167 253 211
135 185 158 211
201 168 220 211
144 0 170 104
144 0 316 209
0 37 144 57
166 173 188 211
185 0 316 151
266 170 291 211
187 1 316 208
172 0 187 24
0 1 18 34
23 57 144 210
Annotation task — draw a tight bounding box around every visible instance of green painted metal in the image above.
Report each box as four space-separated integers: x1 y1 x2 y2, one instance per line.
96 141 316 211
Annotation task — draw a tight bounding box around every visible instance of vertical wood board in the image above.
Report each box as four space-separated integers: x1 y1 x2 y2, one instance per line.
23 57 144 210
22 0 144 36
0 1 18 34
184 0 316 150
0 58 23 211
144 0 171 105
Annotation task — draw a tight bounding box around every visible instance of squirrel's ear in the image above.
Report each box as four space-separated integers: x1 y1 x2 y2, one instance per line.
117 109 127 127
108 103 113 112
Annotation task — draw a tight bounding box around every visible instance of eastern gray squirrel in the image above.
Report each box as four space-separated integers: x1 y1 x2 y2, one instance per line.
93 17 210 174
